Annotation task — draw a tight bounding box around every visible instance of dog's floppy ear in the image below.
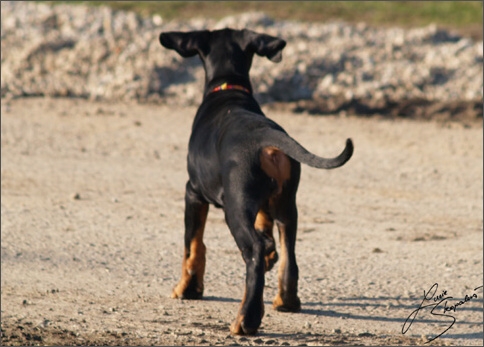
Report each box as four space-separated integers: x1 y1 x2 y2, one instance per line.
243 29 286 63
159 30 209 58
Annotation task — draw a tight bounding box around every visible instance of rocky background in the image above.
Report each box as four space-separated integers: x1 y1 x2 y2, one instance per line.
1 1 482 121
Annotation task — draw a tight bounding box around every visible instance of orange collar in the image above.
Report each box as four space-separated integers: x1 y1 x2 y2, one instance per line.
211 82 251 94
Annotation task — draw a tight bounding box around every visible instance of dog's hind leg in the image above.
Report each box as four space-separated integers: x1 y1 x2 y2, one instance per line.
272 196 301 312
223 187 268 335
254 208 278 272
171 181 209 300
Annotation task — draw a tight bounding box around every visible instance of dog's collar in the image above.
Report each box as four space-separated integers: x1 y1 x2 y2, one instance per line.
210 82 251 94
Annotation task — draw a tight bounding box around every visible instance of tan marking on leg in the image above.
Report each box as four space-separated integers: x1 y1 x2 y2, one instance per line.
231 289 247 335
230 314 246 335
172 203 208 299
273 221 301 311
260 147 291 194
230 288 264 335
254 209 273 232
254 209 278 272
273 221 287 308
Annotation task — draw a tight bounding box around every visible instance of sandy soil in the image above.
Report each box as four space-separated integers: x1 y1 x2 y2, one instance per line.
1 97 482 346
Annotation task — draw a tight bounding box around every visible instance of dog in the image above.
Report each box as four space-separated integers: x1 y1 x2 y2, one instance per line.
159 28 353 335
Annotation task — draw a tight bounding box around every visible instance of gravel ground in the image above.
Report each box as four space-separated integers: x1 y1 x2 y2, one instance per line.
1 97 482 346
1 2 482 346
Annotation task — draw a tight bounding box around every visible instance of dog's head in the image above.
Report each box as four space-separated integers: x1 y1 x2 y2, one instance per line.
159 28 286 90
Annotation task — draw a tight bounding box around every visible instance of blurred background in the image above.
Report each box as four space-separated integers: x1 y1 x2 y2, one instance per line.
1 1 482 123
56 1 483 39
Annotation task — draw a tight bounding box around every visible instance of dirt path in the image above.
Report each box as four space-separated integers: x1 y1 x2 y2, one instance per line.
1 98 482 346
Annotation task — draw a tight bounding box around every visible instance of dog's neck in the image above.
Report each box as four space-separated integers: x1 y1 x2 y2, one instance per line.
204 77 253 97
209 82 251 95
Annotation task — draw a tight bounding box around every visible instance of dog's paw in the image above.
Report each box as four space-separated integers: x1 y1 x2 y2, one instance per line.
264 250 278 272
171 276 203 300
273 294 301 312
262 234 278 272
230 315 259 335
171 286 203 300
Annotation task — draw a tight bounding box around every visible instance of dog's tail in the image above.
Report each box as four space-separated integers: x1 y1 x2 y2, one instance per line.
257 129 353 169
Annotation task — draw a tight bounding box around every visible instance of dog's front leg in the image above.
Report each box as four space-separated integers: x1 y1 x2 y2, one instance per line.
171 181 209 300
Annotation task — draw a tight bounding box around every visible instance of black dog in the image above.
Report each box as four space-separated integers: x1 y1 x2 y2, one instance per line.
159 28 353 335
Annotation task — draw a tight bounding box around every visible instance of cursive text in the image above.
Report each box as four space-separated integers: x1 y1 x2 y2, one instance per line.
402 283 483 343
